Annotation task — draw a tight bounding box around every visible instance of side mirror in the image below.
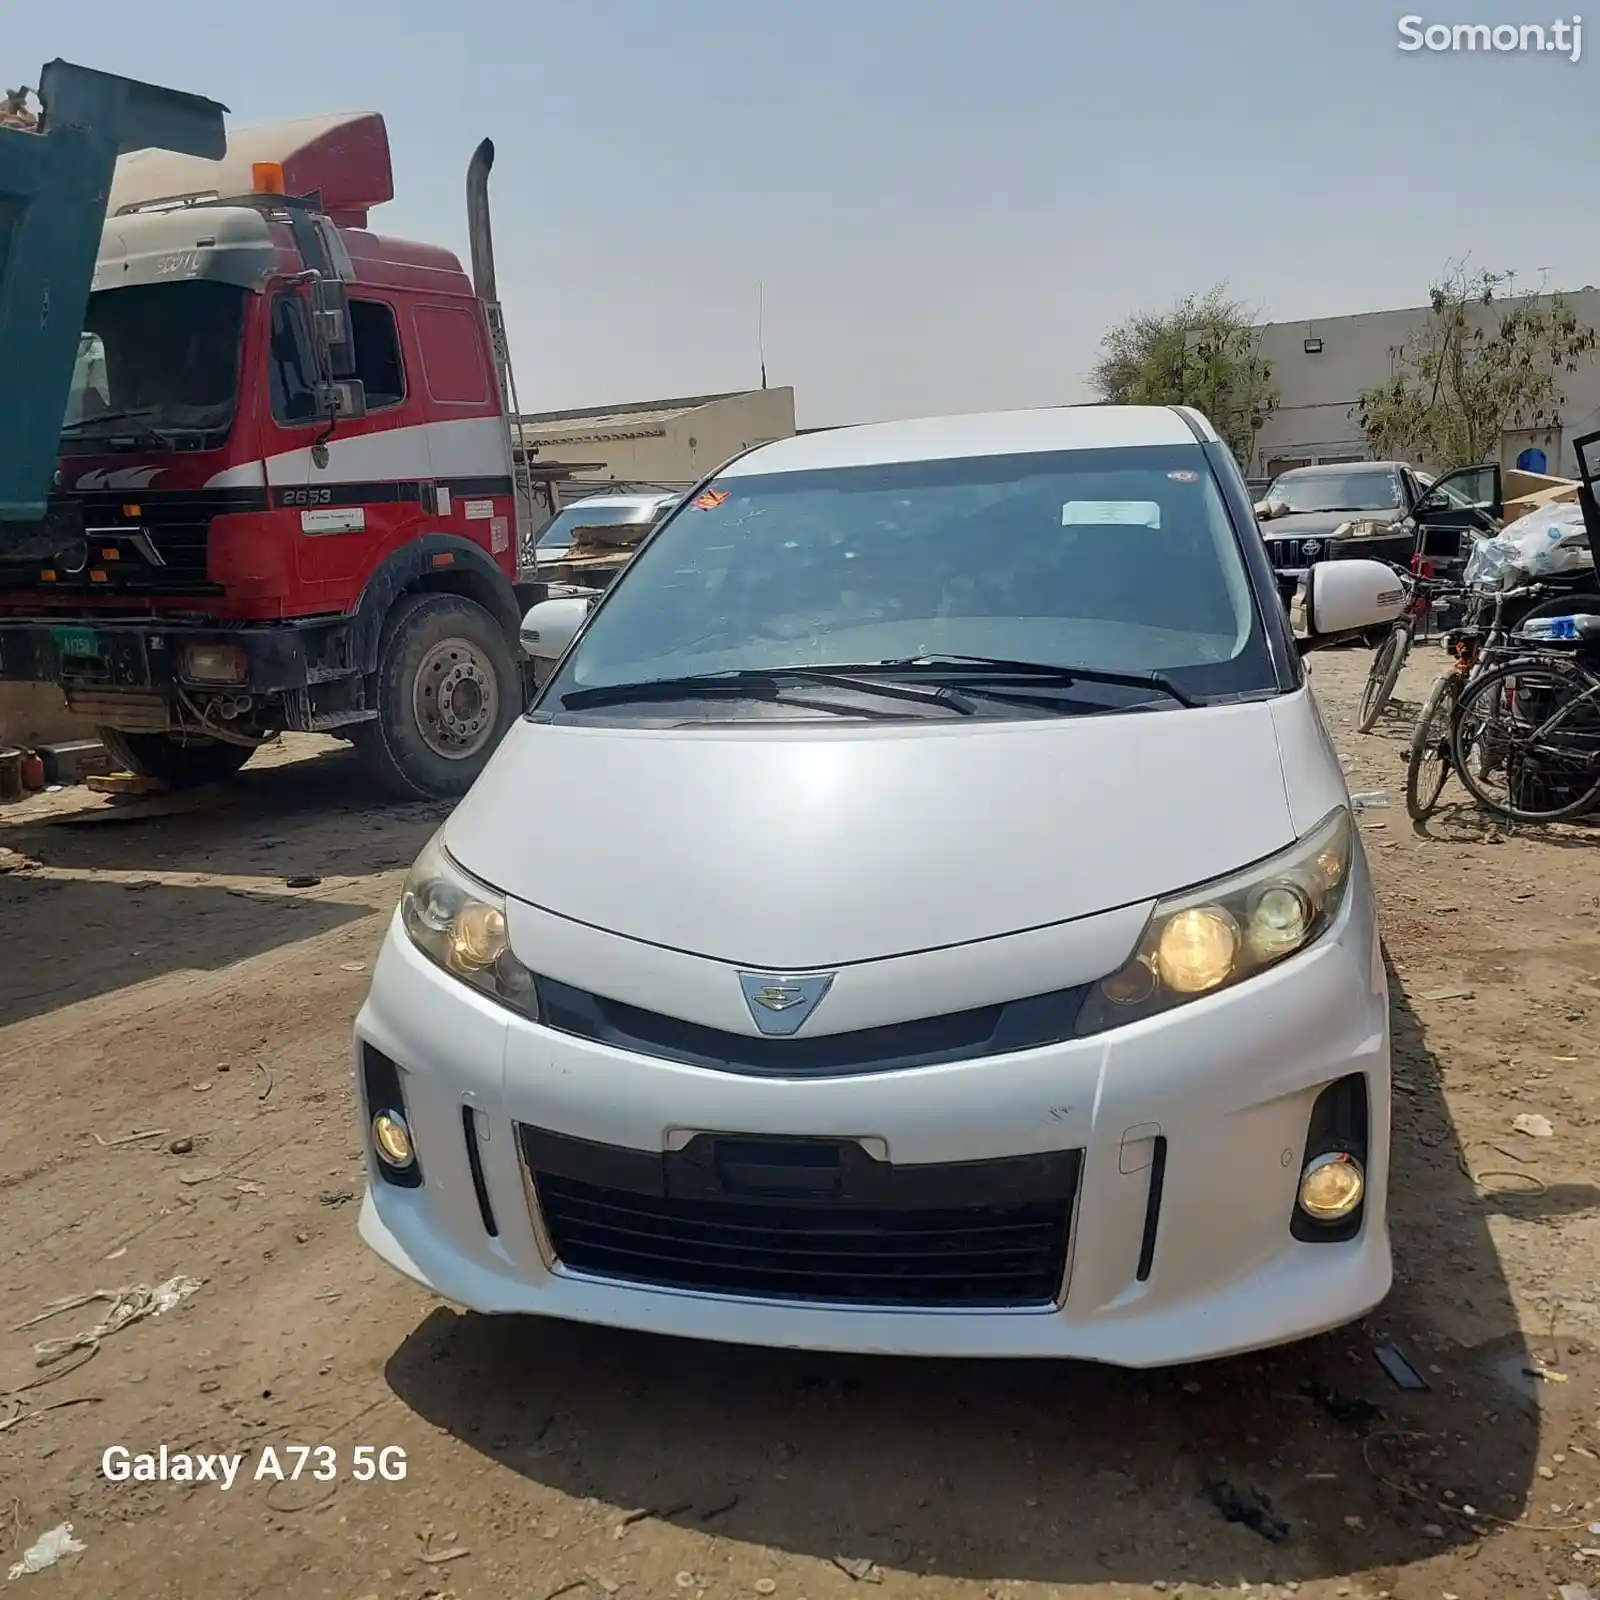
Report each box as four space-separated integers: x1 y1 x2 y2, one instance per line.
1302 559 1405 647
1414 490 1447 517
519 595 592 662
309 278 357 380
317 379 367 420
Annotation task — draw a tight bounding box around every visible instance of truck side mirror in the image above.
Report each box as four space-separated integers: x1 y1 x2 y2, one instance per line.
309 278 358 380
316 379 367 420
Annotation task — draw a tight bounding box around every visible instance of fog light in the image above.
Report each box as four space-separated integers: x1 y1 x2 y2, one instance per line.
372 1110 415 1170
1297 1150 1364 1222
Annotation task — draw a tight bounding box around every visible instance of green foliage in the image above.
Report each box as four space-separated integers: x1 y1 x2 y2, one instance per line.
1090 285 1276 464
1356 266 1598 469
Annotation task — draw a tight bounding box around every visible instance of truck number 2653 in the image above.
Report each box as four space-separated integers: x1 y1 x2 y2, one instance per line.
281 489 334 507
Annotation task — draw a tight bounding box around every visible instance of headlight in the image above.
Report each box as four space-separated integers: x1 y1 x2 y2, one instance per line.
399 831 538 1017
1076 807 1353 1036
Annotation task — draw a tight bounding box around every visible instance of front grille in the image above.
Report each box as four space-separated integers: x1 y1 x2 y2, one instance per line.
523 1127 1079 1309
534 976 1091 1077
1267 536 1320 570
0 490 238 596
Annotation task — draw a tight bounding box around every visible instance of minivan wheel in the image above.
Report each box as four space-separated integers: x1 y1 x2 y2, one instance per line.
356 591 520 800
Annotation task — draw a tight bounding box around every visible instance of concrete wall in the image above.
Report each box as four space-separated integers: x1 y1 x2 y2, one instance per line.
1249 291 1600 478
547 388 796 486
0 683 93 748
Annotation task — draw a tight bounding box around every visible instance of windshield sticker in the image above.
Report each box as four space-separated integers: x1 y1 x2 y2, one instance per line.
1167 469 1199 483
692 488 729 511
1061 500 1161 528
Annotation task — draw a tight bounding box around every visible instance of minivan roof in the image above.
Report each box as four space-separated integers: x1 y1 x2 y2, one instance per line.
721 405 1215 477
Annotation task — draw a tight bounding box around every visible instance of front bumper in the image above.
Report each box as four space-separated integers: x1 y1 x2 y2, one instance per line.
0 616 348 697
1265 532 1417 584
354 876 1392 1367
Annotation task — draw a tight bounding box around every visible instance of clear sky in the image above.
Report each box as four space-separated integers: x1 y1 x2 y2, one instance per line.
14 1 1599 426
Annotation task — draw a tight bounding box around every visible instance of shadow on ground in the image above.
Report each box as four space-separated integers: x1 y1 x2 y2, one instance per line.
0 744 443 1026
385 958 1557 1590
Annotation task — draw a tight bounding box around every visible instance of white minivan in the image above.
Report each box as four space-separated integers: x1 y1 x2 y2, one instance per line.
354 404 1405 1367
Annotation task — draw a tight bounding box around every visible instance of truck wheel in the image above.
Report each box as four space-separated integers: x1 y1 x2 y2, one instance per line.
357 590 520 800
97 729 253 787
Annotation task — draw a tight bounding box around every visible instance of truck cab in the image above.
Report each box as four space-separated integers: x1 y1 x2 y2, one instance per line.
0 108 531 798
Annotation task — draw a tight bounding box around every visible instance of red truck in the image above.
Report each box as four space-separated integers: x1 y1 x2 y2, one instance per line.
0 111 541 797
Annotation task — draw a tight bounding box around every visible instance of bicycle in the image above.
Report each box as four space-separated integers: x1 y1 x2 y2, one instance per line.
1358 569 1461 735
1402 581 1600 821
1446 615 1600 823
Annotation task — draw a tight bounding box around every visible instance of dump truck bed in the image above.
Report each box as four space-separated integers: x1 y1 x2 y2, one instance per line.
0 60 226 548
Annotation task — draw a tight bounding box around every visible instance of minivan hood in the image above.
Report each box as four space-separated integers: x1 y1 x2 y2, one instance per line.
445 705 1296 968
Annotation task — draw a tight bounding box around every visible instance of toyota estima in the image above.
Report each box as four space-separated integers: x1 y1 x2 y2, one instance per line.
354 404 1405 1366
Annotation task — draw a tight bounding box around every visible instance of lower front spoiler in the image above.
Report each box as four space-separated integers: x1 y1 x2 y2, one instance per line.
359 1183 1392 1367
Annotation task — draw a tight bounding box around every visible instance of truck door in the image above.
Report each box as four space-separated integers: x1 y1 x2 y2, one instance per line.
263 289 383 605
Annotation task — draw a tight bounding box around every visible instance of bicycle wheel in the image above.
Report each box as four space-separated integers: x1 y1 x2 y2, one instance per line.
1358 622 1411 734
1450 656 1600 823
1405 673 1458 821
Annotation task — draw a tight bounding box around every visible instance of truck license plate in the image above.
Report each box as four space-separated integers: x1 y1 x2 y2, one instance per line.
53 627 99 660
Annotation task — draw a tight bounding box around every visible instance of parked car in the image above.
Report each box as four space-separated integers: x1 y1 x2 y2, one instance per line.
1255 460 1502 600
355 404 1404 1367
528 488 679 574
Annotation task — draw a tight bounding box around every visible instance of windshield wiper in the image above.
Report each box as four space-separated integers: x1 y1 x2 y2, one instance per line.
61 406 180 449
870 654 1199 709
557 667 975 714
1294 506 1394 516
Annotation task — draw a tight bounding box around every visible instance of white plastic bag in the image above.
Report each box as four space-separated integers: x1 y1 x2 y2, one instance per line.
1464 532 1517 591
8 1523 85 1579
1496 503 1594 579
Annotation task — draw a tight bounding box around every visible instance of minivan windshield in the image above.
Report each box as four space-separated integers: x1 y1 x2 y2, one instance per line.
548 444 1276 707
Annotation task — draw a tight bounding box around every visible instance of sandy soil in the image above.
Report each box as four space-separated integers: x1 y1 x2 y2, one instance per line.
1 647 1597 1600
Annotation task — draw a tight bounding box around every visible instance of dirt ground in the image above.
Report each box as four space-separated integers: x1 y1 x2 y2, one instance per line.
2 644 1598 1600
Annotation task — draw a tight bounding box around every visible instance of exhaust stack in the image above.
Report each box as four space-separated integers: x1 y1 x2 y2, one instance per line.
466 136 509 411
466 137 543 547
466 137 497 305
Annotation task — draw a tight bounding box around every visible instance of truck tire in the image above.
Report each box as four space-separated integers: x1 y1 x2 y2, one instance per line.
356 590 520 800
97 729 254 787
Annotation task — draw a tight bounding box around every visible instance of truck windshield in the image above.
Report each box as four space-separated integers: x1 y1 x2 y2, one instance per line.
60 281 245 452
549 444 1275 705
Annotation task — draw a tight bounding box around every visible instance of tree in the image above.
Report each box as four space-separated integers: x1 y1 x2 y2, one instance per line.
1356 265 1598 469
1090 285 1277 465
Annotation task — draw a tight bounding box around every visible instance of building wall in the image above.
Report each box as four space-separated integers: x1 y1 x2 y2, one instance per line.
539 388 797 487
1249 292 1600 478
